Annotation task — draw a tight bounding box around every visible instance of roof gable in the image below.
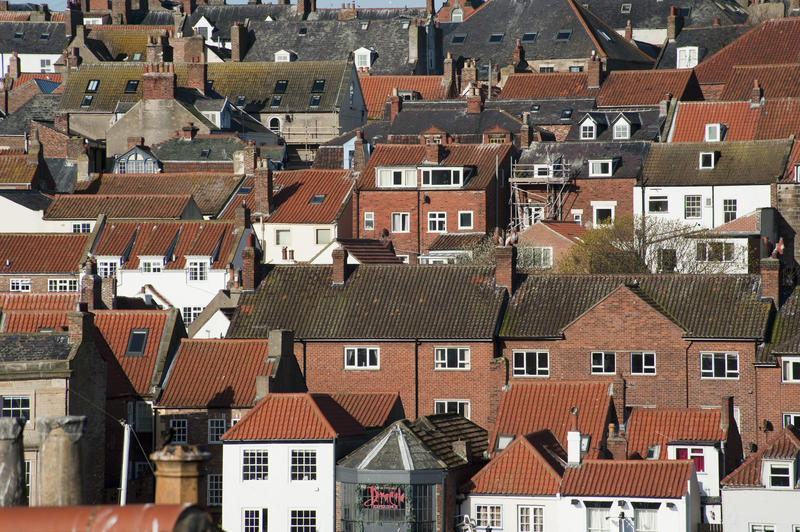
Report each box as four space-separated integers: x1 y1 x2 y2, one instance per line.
722 427 800 487
625 407 726 459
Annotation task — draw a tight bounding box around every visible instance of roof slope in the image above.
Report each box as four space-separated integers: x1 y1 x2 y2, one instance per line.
227 264 505 340
722 427 800 487
562 460 693 498
669 101 760 142
595 69 698 107
0 153 38 187
326 392 402 428
337 239 402 264
766 289 800 357
656 25 751 70
500 73 596 100
719 64 800 101
0 333 73 362
0 293 78 312
0 233 90 273
44 194 196 220
360 75 449 119
625 408 726 459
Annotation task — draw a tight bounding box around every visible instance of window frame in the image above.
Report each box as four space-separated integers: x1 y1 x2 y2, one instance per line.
344 346 380 370
630 351 656 375
699 152 715 169
723 199 737 224
647 196 668 213
768 463 791 488
290 449 317 481
684 195 702 219
275 229 291 246
1 395 30 419
513 350 549 377
315 228 331 245
676 46 699 69
434 399 470 418
458 211 474 230
613 120 630 140
705 123 721 142
9 278 31 292
97 259 118 279
48 278 78 292
700 352 739 380
518 505 544 532
783 412 800 427
85 79 100 93
207 473 222 506
427 211 447 233
529 247 553 269
590 351 616 375
170 418 187 444
124 329 148 357
434 347 471 370
588 159 613 177
72 222 91 233
782 357 800 382
364 212 374 231
580 121 596 140
242 508 263 532
208 418 226 443
187 260 208 281
474 504 502 528
242 449 269 481
290 509 317 532
391 212 410 233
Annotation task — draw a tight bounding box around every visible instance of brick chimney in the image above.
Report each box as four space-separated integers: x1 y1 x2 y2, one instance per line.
513 38 524 63
443 51 454 90
659 92 672 117
145 35 164 63
761 256 782 306
466 90 482 114
624 19 632 41
713 16 720 25
241 233 257 291
605 423 628 459
111 0 129 23
65 3 83 37
425 142 442 164
667 5 683 40
80 259 103 310
7 52 19 80
0 79 7 116
67 302 93 345
253 160 273 217
142 62 175 100
296 0 315 18
519 112 531 148
181 0 195 14
338 2 357 20
235 201 250 229
240 140 257 175
332 248 348 285
720 396 733 433
181 122 198 141
150 445 210 505
587 52 602 89
352 130 366 170
186 58 206 94
389 87 401 121
27 127 41 166
461 59 477 89
750 79 762 108
127 136 144 150
230 23 247 62
495 246 517 292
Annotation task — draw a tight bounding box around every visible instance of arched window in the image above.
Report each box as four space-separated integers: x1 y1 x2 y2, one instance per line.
451 8 463 22
269 117 281 134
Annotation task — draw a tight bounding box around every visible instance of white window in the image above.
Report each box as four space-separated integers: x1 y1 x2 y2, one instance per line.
290 450 317 480
141 260 163 273
364 212 374 230
587 504 612 532
354 49 371 69
724 199 737 223
1 396 30 419
750 526 776 532
529 247 553 268
98 260 117 279
275 229 290 246
243 509 264 532
684 195 702 219
633 505 658 532
613 120 630 140
391 212 410 233
519 505 544 532
768 464 791 488
207 474 222 506
9 279 30 292
170 419 187 443
705 123 722 142
187 261 208 281
630 352 656 375
782 357 800 382
290 510 316 532
434 399 470 418
275 51 291 62
676 46 699 69
795 164 800 183
421 168 465 187
572 210 582 225
475 505 502 528
783 413 800 427
696 242 735 262
451 7 463 21
592 201 616 226
345 347 379 369
591 351 616 374
48 278 77 292
435 347 470 370
208 418 226 443
378 168 413 187
182 307 203 325
72 223 91 233
269 117 281 133
699 152 715 169
648 196 668 213
589 160 613 177
513 350 549 377
580 121 596 140
315 228 331 244
242 449 269 481
700 352 739 379
458 211 474 229
428 212 446 233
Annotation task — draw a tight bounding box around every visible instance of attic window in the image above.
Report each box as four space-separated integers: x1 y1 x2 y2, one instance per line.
274 80 288 94
521 32 537 42
124 80 139 94
311 79 326 93
236 95 246 106
451 33 466 44
360 21 369 30
14 31 22 39
699 152 715 169
556 29 572 41
81 95 93 107
620 3 631 13
309 194 326 204
560 108 572 119
200 149 210 158
125 329 148 357
613 119 630 139
298 27 307 36
705 123 723 142
489 33 504 43
40 33 50 40
86 80 100 93
598 29 612 41
531 103 541 112
309 94 321 107
132 52 142 61
402 21 409 29
271 95 282 107
238 186 252 195
645 444 660 459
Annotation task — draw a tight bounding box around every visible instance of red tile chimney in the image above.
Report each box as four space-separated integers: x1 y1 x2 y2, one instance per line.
494 246 517 292
186 57 206 95
253 160 274 217
466 90 482 114
389 88 401 122
332 248 348 285
760 256 782 306
667 5 682 40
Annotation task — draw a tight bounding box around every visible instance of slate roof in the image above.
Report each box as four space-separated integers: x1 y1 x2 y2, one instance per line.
359 143 511 190
564 110 663 141
656 25 752 70
86 26 170 61
0 233 90 273
766 289 800 357
585 0 746 32
640 139 791 186
487 98 596 126
721 427 800 487
489 381 613 456
561 460 693 498
221 392 365 441
518 140 650 180
625 407 727 459
44 157 77 194
443 0 653 71
0 94 61 136
694 18 800 85
157 338 275 408
75 173 244 217
360 75 450 119
337 239 402 264
595 69 701 107
226 264 505 340
0 190 51 211
181 4 295 42
385 105 522 142
149 134 249 162
501 274 771 339
501 73 597 100
0 21 68 54
719 65 800 101
0 333 73 362
43 194 197 220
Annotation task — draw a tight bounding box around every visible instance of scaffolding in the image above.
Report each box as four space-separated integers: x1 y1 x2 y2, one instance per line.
509 158 573 230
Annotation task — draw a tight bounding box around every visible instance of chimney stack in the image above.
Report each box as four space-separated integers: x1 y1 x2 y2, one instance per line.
659 92 672 117
230 23 247 62
332 248 348 285
65 3 83 37
466 90 482 114
26 127 41 166
567 407 581 465
186 58 207 95
111 0 129 24
443 51 454 89
142 62 176 100
605 423 628 460
352 130 366 170
80 259 103 310
253 160 274 217
720 396 733 433
7 51 20 80
667 5 683 40
624 19 632 42
494 245 517 292
461 59 477 89
425 142 442 164
587 52 602 89
0 80 7 116
0 418 27 507
150 445 210 505
241 233 257 292
513 38 524 64
389 87 401 121
181 122 198 141
519 112 531 148
67 302 93 345
750 79 763 108
761 256 782 306
426 0 433 15
35 416 86 506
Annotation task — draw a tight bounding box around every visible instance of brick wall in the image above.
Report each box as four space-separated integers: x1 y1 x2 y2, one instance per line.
518 223 579 268
560 177 635 224
8 81 44 115
755 365 800 450
0 273 80 294
32 122 69 158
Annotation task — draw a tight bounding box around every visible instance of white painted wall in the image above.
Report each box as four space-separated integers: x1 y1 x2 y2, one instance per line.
255 222 338 264
0 52 60 74
190 309 231 339
0 197 50 233
115 268 228 315
558 493 695 532
666 444 720 497
634 185 772 229
722 487 800 532
222 441 336 532
613 28 667 47
464 494 559 531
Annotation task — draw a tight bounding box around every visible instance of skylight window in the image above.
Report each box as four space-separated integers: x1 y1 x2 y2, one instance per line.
274 80 288 94
298 27 307 36
200 149 210 158
238 186 252 195
598 30 612 41
556 29 572 41
86 80 100 93
309 94 321 107
124 80 139 94
402 21 409 29
81 95 93 107
360 21 369 29
132 52 142 61
451 33 466 44
620 3 631 13
125 329 148 357
531 103 541 112
236 95 246 106
489 33 504 43
311 79 325 93
309 194 326 204
14 32 22 39
40 33 49 40
522 32 537 42
561 108 573 119
271 95 282 107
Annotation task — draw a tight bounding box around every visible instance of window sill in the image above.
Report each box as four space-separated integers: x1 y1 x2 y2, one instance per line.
434 367 471 371
344 367 381 371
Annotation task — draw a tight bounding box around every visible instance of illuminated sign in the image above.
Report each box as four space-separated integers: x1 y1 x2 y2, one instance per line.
362 485 406 510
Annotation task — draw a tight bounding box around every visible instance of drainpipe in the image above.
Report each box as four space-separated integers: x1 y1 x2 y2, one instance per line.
414 339 420 418
355 188 360 239
417 189 422 262
685 340 693 408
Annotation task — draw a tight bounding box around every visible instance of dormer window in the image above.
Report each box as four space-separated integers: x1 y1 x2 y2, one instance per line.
451 7 463 21
705 123 724 142
645 445 660 459
354 47 373 70
377 168 415 188
580 119 596 140
187 258 210 281
677 46 699 69
421 167 468 187
613 119 630 140
360 21 369 30
561 108 573 120
699 152 715 169
767 462 792 488
589 159 613 177
298 27 308 36
274 50 295 62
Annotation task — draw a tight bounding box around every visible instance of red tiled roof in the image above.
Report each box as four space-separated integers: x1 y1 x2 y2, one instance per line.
541 221 587 242
467 432 564 495
712 211 760 233
0 293 79 311
44 194 195 220
92 310 172 396
722 427 800 487
562 460 693 498
219 170 355 224
359 75 449 119
360 143 512 190
1 310 69 333
14 73 62 87
501 73 595 99
0 233 89 273
158 339 274 408
596 69 696 107
325 392 401 428
625 408 726 459
221 393 364 441
93 220 241 270
85 24 173 31
755 98 800 139
670 101 760 142
0 12 30 20
0 154 37 186
719 64 800 101
489 381 612 458
694 19 800 84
